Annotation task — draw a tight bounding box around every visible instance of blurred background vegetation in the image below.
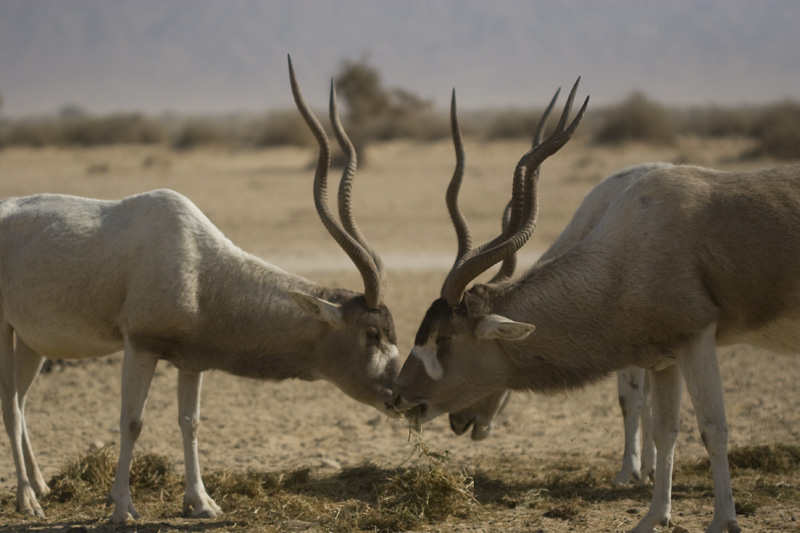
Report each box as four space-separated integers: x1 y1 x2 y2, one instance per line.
1 58 798 160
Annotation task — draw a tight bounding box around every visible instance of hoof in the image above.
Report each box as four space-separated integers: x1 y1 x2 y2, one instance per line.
612 469 641 486
16 486 44 518
18 505 45 518
110 504 140 524
191 507 219 519
110 511 136 524
183 495 222 518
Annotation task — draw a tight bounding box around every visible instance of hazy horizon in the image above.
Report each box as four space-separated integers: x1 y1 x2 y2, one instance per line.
1 0 799 118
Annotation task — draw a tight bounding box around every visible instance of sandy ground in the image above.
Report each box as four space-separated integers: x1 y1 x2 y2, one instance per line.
0 136 798 531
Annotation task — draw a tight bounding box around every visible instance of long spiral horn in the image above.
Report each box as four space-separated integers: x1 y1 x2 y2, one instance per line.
441 78 588 306
288 55 385 308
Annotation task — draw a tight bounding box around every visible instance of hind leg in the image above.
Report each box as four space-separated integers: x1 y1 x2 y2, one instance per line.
677 326 740 533
15 338 48 497
631 361 682 533
0 323 43 517
640 369 656 482
613 366 645 485
178 370 221 518
107 340 158 523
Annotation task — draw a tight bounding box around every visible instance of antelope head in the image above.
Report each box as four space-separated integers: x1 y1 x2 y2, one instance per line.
391 79 588 423
444 86 561 439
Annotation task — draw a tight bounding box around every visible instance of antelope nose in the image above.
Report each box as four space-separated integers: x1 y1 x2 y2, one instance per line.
387 393 403 412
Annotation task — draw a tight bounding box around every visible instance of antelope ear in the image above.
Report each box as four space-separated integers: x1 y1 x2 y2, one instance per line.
289 291 343 327
474 314 535 341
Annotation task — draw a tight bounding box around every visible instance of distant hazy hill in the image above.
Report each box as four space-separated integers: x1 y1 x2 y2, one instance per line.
1 0 799 116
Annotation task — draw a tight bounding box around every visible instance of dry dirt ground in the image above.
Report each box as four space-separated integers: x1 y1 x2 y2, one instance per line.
0 136 798 532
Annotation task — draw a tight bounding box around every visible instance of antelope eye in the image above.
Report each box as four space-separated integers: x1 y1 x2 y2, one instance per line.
366 327 380 342
436 336 451 344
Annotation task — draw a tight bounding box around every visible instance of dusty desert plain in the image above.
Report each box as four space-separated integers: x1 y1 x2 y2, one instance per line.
0 135 798 532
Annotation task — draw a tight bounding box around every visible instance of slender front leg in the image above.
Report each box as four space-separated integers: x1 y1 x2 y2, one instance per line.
639 369 656 482
15 339 48 497
632 361 682 533
177 370 221 518
108 342 159 523
613 366 645 485
0 323 43 517
678 326 741 533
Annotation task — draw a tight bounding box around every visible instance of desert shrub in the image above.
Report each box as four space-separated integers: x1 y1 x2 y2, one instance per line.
483 109 545 141
60 113 165 146
1 114 165 148
333 58 434 155
3 118 62 147
748 101 800 159
366 110 450 141
676 106 759 138
171 119 228 150
252 109 314 147
594 92 676 145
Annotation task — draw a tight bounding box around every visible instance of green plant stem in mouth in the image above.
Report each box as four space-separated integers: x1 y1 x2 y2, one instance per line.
403 404 426 433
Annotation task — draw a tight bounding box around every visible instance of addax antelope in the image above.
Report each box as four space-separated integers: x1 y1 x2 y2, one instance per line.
442 84 664 484
393 77 800 532
0 56 399 522
447 147 670 483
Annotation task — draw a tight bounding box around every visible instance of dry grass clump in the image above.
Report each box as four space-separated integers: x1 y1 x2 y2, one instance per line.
375 438 475 522
48 445 180 505
202 435 476 532
4 438 475 532
680 443 800 475
6 442 797 530
675 444 800 519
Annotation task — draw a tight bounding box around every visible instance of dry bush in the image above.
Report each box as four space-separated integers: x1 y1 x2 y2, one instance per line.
60 114 165 146
333 58 436 154
251 109 314 148
482 108 547 141
748 101 800 159
0 114 164 148
171 119 229 150
365 110 450 142
673 106 759 138
594 92 676 146
2 118 63 147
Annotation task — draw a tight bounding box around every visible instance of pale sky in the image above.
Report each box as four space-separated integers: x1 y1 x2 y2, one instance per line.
1 0 799 117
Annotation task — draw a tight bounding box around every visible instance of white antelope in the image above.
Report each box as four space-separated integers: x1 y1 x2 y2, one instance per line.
393 78 800 532
0 57 400 522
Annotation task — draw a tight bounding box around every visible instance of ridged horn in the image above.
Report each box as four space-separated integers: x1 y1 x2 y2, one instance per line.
488 87 562 284
441 78 588 306
329 79 386 287
445 88 472 269
288 55 385 308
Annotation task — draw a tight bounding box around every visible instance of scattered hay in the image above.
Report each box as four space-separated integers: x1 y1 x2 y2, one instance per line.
28 439 800 530
728 444 800 473
33 436 475 531
48 445 180 505
543 500 582 520
681 443 800 474
49 446 117 502
378 438 476 522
